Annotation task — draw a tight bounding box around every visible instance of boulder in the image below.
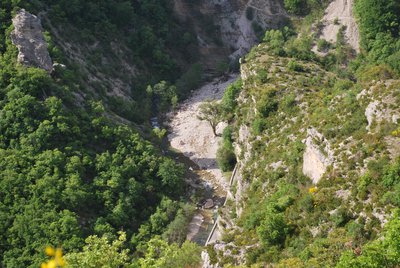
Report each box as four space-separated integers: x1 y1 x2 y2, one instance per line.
203 199 214 209
10 9 53 73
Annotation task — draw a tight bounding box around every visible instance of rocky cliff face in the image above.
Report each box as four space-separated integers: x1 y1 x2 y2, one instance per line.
11 9 53 73
173 0 287 67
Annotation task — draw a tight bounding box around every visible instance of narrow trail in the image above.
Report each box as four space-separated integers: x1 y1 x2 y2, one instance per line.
167 74 238 244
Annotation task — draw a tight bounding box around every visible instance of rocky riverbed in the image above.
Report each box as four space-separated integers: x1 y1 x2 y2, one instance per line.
167 74 237 244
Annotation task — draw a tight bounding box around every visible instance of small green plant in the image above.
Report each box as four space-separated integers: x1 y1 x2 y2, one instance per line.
287 60 304 72
317 39 331 52
333 17 340 25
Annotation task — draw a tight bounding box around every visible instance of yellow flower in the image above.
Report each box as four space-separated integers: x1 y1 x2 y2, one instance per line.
55 248 62 259
392 129 400 137
55 248 65 267
42 247 65 267
45 246 55 256
47 260 56 268
308 187 317 194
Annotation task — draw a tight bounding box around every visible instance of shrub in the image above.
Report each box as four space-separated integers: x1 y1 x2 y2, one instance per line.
381 158 400 188
333 79 353 92
280 93 297 113
257 94 278 117
256 69 269 84
287 60 304 72
317 39 331 52
264 29 286 56
252 118 267 135
330 207 352 227
257 207 289 247
216 145 236 172
284 0 307 15
246 7 254 21
357 64 395 82
252 21 264 39
175 63 203 98
221 79 242 116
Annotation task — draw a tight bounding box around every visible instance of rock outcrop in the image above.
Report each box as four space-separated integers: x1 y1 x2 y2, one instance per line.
11 9 53 73
302 128 334 184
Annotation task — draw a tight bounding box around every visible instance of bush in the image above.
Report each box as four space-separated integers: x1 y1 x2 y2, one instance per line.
257 94 278 117
280 93 297 113
317 39 331 52
246 7 254 20
256 69 269 84
330 207 352 227
264 29 286 56
221 79 242 116
252 118 267 135
284 0 307 15
252 21 264 39
216 145 236 172
287 60 304 72
357 64 395 82
285 37 315 61
382 158 400 188
175 63 203 98
257 207 289 247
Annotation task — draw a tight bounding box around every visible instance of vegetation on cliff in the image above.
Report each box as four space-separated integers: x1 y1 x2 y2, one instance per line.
208 1 400 266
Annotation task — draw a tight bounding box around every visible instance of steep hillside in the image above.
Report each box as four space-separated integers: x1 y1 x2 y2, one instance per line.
203 1 400 265
205 41 399 266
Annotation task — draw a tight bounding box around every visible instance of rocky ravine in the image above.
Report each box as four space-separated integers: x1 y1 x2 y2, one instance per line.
168 75 237 191
167 74 238 244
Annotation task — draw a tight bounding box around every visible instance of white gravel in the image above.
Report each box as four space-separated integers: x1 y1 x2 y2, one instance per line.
167 74 238 190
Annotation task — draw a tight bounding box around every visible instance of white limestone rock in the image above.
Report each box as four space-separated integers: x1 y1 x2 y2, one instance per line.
10 9 53 73
302 128 334 184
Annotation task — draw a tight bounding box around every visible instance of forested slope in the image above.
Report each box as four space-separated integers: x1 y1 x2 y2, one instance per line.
0 1 203 267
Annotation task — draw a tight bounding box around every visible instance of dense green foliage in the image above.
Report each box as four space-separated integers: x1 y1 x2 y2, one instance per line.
0 65 189 266
336 211 400 268
1 0 400 267
354 0 400 74
217 126 236 172
30 0 196 79
0 1 202 267
283 0 331 15
65 232 202 267
1 0 202 123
